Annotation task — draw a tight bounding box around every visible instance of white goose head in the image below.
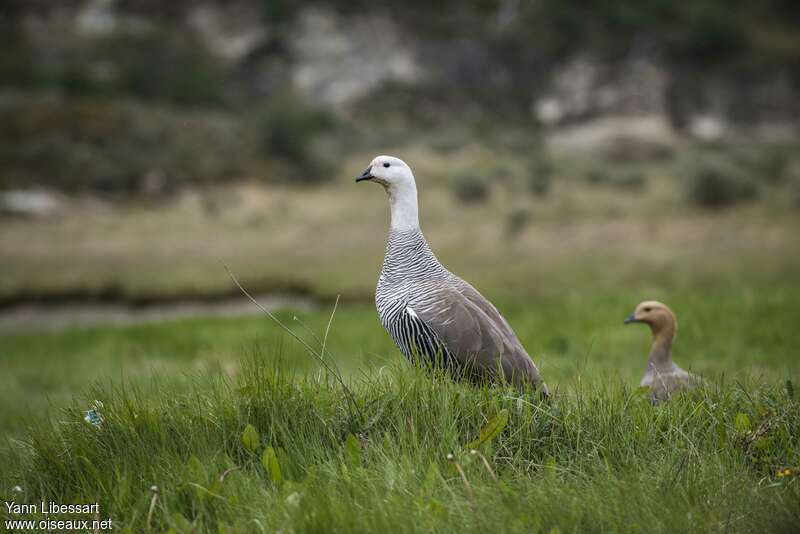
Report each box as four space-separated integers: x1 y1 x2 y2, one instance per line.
356 155 414 188
356 155 419 232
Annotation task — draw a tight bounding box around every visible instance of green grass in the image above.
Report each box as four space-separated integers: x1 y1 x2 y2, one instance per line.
1 358 798 532
1 281 799 532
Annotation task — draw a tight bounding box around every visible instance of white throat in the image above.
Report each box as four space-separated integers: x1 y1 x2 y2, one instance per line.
387 179 420 232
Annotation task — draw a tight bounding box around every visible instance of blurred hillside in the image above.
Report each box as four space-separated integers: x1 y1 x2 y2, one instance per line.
1 0 799 195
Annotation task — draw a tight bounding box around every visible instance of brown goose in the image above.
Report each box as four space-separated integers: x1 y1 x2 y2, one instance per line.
624 300 700 402
356 155 548 395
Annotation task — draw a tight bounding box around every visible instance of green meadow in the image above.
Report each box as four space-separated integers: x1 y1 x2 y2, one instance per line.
1 277 799 532
1 147 799 532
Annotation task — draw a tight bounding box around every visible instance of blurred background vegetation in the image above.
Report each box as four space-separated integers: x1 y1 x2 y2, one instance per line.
0 0 798 302
1 0 799 194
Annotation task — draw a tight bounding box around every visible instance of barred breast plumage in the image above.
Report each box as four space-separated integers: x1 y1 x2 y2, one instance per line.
376 228 454 366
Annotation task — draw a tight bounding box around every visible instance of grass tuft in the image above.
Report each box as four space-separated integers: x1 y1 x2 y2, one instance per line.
2 355 798 532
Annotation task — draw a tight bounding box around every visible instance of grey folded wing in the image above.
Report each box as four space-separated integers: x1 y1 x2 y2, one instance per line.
644 366 704 402
413 282 546 390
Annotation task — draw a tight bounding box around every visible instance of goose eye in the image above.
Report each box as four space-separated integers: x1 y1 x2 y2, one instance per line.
644 307 651 312
383 162 390 168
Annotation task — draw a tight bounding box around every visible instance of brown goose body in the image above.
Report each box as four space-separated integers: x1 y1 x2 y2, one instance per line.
625 300 700 402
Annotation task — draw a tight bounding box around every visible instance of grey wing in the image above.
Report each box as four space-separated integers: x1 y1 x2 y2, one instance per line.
414 282 546 391
645 366 696 402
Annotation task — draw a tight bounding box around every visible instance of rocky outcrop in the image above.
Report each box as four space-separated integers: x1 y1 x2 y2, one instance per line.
0 189 63 217
289 7 423 110
5 1 800 141
532 55 668 126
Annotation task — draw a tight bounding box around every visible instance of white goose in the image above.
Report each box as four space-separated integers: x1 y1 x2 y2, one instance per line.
357 155 548 395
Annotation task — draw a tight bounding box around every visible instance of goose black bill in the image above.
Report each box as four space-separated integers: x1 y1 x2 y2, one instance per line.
623 313 640 324
355 166 373 182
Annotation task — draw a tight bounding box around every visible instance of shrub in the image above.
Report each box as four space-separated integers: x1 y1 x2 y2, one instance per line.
745 146 793 184
602 138 674 164
585 169 610 185
611 171 646 190
449 171 490 203
687 156 759 208
790 172 800 210
0 21 39 88
0 97 251 194
505 207 531 237
258 93 337 183
527 155 553 196
56 28 228 107
585 168 646 190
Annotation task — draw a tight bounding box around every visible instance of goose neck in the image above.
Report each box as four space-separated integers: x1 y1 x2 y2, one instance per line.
388 181 419 232
648 326 675 368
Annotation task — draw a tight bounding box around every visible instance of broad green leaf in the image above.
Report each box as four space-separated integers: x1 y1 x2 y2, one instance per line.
207 477 222 496
544 455 558 478
186 455 210 499
716 422 728 445
276 447 292 481
734 413 751 434
382 431 394 451
466 409 509 450
754 436 774 452
426 498 445 516
241 424 260 452
261 446 283 484
187 455 206 482
171 512 193 532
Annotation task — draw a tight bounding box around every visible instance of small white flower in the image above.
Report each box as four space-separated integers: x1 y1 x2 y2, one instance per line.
150 485 159 492
12 485 23 493
446 453 454 460
84 408 104 427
